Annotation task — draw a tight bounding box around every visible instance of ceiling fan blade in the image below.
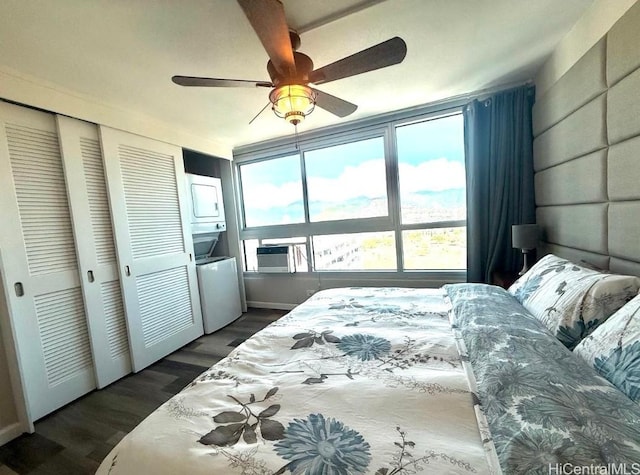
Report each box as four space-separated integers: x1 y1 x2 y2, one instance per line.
312 88 358 118
237 0 296 77
172 76 273 88
309 36 407 85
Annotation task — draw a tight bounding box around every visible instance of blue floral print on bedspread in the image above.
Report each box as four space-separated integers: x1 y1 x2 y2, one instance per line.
445 284 640 474
274 413 371 475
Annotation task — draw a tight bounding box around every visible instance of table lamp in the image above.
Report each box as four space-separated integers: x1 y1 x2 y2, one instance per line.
512 224 539 276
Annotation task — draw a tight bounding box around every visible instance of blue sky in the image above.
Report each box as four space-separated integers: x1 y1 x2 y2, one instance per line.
397 113 464 166
305 137 384 178
240 154 301 187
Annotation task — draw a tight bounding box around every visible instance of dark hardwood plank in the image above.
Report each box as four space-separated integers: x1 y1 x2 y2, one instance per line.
0 464 20 475
0 433 64 474
0 308 287 474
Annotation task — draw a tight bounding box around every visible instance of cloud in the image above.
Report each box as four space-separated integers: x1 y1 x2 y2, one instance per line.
242 181 303 210
242 157 465 210
307 159 387 203
399 158 465 193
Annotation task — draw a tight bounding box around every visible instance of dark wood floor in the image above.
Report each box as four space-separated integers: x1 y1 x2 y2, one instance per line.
0 308 287 475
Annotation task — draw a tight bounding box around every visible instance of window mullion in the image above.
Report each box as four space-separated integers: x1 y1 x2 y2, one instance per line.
299 149 311 224
235 164 248 229
385 123 404 272
298 148 316 271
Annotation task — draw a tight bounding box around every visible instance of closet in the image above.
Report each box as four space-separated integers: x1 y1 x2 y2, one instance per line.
100 127 203 371
58 117 131 387
0 101 202 427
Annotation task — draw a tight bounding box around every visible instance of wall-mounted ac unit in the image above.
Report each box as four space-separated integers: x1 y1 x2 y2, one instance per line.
257 245 295 273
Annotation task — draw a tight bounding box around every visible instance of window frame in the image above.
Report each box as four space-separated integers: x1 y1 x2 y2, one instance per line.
234 103 467 276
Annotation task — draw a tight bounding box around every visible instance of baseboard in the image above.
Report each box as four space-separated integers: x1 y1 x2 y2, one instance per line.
247 301 297 311
0 421 27 446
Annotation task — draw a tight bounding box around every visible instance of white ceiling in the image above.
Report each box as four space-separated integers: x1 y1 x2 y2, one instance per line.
0 0 594 152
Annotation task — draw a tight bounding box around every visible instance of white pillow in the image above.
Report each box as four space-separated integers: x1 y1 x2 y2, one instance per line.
508 254 640 349
574 293 640 402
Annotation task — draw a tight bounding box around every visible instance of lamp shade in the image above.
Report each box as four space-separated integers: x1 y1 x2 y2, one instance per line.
512 224 539 250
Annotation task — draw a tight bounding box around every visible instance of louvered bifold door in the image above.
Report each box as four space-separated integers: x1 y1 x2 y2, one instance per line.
0 102 96 422
99 126 203 372
57 116 131 388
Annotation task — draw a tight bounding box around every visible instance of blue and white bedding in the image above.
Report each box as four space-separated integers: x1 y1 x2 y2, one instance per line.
448 284 640 473
97 285 640 475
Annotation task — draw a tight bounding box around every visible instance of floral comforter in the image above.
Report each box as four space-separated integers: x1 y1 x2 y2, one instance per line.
446 284 640 474
97 287 498 475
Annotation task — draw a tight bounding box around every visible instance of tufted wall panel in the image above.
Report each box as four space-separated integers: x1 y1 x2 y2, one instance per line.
534 150 607 206
533 0 640 274
532 40 606 137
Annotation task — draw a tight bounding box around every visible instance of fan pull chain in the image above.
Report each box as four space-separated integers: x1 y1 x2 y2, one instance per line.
294 123 300 150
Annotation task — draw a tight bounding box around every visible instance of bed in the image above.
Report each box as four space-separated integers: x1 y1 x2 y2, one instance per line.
96 5 640 470
97 256 640 475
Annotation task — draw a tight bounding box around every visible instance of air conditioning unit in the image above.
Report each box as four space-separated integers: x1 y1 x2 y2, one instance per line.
257 245 295 273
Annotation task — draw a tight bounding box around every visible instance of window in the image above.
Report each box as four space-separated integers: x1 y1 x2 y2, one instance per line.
401 228 466 270
312 232 396 271
239 155 304 227
396 114 465 225
236 109 467 274
304 137 387 222
242 239 260 272
395 114 466 271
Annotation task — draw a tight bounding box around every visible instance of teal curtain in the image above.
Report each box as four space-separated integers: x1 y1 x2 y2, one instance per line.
463 85 536 283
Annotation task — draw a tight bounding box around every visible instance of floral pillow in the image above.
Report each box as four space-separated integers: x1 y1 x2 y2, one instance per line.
508 254 640 349
574 294 640 403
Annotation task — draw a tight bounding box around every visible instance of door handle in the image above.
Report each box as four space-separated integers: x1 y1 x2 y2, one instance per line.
124 265 131 276
14 282 24 297
87 270 95 283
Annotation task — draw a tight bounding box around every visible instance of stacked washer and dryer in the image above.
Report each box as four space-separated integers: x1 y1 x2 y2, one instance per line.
185 173 242 333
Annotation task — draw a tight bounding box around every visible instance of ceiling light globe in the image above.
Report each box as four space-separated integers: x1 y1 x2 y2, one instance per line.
269 84 316 125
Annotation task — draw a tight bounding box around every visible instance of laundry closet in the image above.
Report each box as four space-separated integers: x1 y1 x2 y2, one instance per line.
0 101 214 442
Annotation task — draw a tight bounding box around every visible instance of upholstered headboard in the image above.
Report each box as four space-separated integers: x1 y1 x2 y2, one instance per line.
533 1 640 277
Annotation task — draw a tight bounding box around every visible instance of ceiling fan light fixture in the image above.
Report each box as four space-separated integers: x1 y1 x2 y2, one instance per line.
269 84 316 125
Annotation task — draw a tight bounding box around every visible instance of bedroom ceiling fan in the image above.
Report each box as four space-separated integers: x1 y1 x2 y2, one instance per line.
172 0 407 126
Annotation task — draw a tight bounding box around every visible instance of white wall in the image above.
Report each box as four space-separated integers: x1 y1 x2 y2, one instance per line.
535 0 637 97
0 66 232 159
218 160 248 312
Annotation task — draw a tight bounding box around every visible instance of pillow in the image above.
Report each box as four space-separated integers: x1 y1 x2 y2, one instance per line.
508 254 640 349
574 293 640 403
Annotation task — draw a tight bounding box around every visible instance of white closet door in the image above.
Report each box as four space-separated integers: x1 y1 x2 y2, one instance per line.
57 116 131 388
100 126 203 372
0 102 95 421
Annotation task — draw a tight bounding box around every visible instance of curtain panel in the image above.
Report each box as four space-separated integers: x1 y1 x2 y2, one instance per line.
464 85 536 283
